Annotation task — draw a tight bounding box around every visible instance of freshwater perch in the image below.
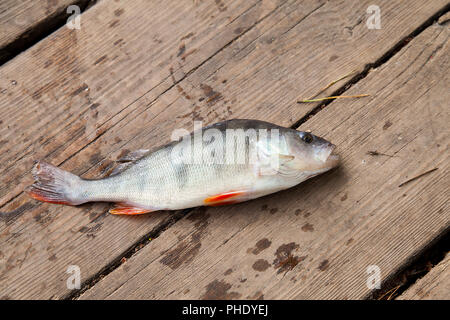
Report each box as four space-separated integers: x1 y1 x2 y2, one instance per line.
27 119 339 215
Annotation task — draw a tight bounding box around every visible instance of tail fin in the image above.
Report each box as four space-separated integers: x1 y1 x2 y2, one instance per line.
26 161 84 205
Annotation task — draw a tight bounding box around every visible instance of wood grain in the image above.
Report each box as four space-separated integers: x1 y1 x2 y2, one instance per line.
0 0 448 299
398 253 449 300
81 22 449 299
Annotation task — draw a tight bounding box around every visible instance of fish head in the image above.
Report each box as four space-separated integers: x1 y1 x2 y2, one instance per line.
284 130 340 173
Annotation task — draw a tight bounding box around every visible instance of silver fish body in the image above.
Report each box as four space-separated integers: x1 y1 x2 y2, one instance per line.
28 120 339 214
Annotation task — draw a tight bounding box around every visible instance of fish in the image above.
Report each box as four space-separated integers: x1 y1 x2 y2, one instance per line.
27 119 339 215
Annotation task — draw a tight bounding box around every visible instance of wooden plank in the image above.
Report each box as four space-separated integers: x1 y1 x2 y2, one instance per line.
398 253 450 300
80 22 449 299
0 0 447 299
0 0 92 63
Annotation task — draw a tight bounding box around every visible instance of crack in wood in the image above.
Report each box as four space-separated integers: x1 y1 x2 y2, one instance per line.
368 227 449 300
0 0 98 67
280 1 326 36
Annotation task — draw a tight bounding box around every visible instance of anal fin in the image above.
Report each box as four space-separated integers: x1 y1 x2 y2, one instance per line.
109 203 154 215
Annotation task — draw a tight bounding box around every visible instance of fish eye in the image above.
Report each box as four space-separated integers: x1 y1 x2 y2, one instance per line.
302 133 313 144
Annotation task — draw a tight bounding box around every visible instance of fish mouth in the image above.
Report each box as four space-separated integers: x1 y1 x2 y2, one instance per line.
323 144 340 168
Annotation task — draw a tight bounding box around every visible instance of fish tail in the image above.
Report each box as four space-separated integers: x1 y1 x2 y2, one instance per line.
26 161 85 206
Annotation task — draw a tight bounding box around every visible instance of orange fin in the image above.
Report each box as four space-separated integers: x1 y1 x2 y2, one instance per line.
27 188 71 205
109 203 153 215
204 191 246 206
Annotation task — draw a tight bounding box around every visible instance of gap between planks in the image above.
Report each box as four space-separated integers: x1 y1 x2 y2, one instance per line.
66 3 450 300
0 0 98 67
371 227 449 300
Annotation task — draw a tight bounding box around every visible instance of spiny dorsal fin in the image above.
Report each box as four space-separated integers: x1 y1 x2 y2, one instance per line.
109 162 133 176
117 149 150 163
109 149 150 176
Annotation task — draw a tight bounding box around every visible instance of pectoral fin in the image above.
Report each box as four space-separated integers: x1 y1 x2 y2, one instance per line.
254 153 295 177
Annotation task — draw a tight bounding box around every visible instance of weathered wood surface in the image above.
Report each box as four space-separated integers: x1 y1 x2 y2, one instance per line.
0 0 92 62
398 253 449 300
0 0 448 299
81 23 449 299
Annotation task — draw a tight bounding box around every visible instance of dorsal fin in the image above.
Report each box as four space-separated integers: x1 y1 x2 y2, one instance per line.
109 149 150 176
109 162 133 176
117 149 150 163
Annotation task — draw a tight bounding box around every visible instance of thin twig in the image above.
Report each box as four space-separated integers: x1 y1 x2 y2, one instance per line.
377 286 398 300
298 94 370 103
387 285 401 300
307 69 357 100
398 168 438 187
